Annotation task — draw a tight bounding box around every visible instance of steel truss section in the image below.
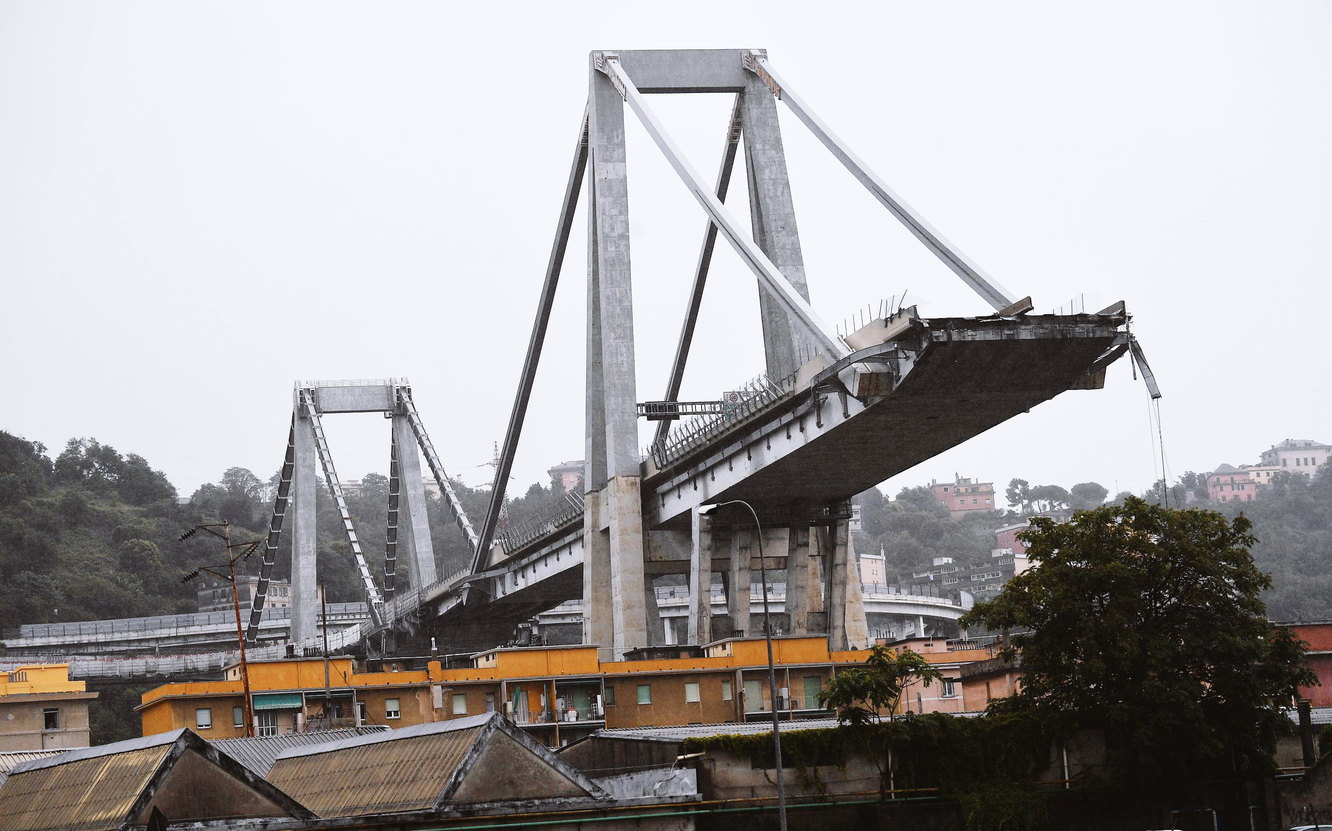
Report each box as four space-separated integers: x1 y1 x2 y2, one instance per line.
245 416 296 645
397 385 478 549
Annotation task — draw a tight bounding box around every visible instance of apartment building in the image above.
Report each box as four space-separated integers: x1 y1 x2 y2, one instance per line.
0 664 98 751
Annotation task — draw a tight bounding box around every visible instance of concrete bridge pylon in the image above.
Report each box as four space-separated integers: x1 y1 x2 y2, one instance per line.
246 379 476 646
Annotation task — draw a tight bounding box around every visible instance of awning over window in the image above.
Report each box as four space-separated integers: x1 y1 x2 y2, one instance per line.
252 693 304 711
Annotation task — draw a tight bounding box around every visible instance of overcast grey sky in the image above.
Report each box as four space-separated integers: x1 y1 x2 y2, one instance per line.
2 2 1328 505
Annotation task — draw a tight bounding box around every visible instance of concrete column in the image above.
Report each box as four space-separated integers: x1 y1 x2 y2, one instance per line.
844 531 870 649
824 514 869 650
741 74 814 381
785 524 811 635
606 477 648 657
291 411 318 643
688 508 713 645
588 56 640 480
586 57 648 659
581 490 613 660
392 415 437 590
826 517 851 650
644 577 664 647
729 531 752 638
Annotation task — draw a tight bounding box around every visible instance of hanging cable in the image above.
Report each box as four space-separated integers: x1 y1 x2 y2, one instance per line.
1152 397 1171 509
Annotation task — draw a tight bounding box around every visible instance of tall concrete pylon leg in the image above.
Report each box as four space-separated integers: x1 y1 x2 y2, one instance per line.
582 58 647 659
291 409 318 644
391 414 438 590
741 73 815 382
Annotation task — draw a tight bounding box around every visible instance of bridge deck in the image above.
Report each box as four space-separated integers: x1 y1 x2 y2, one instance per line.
709 313 1121 507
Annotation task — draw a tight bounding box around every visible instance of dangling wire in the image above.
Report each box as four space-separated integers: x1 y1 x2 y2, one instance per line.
1152 397 1172 509
1147 398 1164 504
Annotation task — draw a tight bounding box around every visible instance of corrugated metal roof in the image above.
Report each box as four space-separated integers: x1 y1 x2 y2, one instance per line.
266 722 483 818
0 744 168 831
213 726 389 777
0 750 67 775
0 751 67 790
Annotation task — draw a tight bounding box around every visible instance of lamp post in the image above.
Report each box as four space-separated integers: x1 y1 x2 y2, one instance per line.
181 521 261 738
700 500 787 831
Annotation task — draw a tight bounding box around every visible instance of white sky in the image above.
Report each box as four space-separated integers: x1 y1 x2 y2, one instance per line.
2 2 1329 505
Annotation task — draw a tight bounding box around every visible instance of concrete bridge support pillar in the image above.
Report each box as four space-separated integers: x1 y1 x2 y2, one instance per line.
391 415 437 590
582 59 648 659
688 509 714 645
729 531 752 638
741 72 815 382
825 514 870 650
582 490 614 658
291 412 318 644
785 524 812 635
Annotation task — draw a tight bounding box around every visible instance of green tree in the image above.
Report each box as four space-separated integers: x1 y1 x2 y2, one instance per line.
819 645 942 725
818 645 943 803
961 497 1315 816
1068 481 1108 510
1025 484 1070 514
1005 478 1031 513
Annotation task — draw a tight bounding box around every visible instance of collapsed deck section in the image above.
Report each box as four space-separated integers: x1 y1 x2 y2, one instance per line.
645 308 1127 526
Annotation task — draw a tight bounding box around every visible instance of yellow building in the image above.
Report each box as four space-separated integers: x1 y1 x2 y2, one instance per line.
0 664 98 751
138 636 1001 746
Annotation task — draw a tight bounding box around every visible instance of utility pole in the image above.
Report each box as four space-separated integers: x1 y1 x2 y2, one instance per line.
181 521 261 738
322 582 332 729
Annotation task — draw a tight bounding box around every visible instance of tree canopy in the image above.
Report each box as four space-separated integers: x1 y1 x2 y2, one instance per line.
961 497 1314 800
818 645 942 725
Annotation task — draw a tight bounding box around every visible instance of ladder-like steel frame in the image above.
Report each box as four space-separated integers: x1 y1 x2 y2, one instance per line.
300 389 385 626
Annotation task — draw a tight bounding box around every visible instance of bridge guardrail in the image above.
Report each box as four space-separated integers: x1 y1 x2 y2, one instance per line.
646 374 790 468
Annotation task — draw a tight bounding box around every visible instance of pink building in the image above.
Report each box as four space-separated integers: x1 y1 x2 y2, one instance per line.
1208 463 1256 503
995 523 1029 556
547 460 584 495
930 476 996 514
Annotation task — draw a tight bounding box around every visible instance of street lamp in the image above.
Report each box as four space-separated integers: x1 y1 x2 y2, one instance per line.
181 521 261 738
699 499 787 831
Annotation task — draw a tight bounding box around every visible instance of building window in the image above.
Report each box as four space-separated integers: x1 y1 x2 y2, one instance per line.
485 693 496 713
604 686 616 706
233 706 244 728
721 681 732 701
941 679 957 697
385 698 401 719
257 711 278 737
43 708 60 730
684 682 700 703
637 684 652 705
452 693 468 715
195 708 212 730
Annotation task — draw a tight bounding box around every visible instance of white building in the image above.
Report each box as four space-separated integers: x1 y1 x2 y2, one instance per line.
1259 439 1330 476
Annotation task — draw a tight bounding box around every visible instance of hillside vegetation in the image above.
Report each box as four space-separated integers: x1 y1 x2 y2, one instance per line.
3 430 1329 631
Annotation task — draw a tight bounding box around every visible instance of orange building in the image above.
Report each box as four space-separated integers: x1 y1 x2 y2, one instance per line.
138 636 1025 747
0 664 98 752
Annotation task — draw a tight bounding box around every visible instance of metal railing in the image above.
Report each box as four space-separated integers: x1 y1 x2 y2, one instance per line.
646 374 791 468
497 492 585 554
3 603 370 646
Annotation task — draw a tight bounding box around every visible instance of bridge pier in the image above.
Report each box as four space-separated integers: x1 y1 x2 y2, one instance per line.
687 510 713 645
291 407 318 643
785 523 812 635
391 414 437 589
823 515 869 650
